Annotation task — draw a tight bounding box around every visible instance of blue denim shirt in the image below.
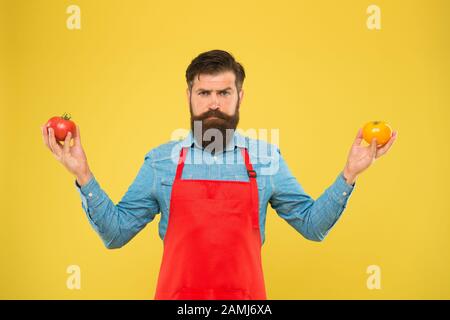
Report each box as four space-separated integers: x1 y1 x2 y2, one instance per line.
75 131 355 249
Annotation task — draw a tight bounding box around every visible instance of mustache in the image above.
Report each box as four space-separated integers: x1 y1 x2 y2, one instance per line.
190 109 235 122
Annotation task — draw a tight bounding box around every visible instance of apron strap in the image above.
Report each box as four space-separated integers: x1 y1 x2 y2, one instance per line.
241 148 257 179
240 147 260 229
175 147 188 180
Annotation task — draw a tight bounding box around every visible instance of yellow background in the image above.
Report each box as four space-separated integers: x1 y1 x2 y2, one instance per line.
1 0 449 299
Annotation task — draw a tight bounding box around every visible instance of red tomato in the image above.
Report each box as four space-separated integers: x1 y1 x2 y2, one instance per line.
45 113 76 142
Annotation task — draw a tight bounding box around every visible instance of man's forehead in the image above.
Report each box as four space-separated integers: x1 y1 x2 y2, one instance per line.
192 71 236 89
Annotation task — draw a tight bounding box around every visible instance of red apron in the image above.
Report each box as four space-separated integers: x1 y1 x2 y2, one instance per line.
154 147 267 300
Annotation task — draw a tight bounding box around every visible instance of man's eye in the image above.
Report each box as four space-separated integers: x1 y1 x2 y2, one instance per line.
220 91 230 96
199 92 209 96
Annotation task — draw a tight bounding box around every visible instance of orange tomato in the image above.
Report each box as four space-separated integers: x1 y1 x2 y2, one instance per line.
362 121 392 147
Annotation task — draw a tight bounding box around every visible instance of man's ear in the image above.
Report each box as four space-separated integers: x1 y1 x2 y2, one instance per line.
239 89 244 104
186 87 191 104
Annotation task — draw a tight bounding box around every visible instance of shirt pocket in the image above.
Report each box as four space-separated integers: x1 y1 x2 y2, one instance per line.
222 164 268 189
160 178 174 213
161 178 174 186
222 164 249 181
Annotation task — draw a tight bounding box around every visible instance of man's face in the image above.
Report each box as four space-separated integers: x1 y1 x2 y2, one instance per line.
187 71 244 150
188 71 243 117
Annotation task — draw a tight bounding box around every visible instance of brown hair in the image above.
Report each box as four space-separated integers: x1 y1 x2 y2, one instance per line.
186 50 246 92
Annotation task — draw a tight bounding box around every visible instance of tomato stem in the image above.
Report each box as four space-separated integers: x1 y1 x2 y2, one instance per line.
61 112 71 120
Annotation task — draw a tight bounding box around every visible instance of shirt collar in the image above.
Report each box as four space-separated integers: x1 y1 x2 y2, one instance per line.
180 129 247 153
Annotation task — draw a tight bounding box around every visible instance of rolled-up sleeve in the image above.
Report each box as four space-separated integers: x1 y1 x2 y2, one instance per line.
75 152 160 249
269 150 355 242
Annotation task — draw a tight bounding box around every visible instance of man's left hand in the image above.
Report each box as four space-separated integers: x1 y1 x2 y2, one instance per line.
342 128 398 184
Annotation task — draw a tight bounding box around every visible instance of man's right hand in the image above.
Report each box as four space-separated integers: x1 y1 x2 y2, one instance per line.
41 124 92 186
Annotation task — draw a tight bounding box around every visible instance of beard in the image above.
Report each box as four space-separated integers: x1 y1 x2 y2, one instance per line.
190 99 240 153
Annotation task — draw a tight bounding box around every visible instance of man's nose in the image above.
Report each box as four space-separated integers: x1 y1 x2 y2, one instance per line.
208 93 220 110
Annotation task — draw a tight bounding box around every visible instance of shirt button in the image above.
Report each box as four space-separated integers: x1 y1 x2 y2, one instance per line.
342 191 347 196
213 156 217 161
88 192 93 198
